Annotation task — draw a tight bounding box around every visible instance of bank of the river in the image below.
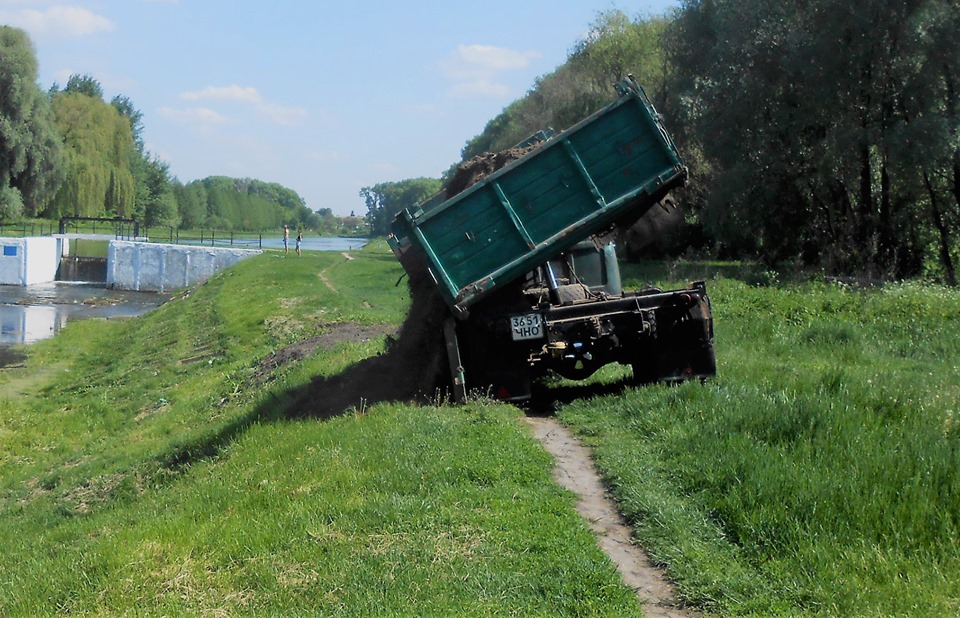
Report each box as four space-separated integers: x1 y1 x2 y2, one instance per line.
0 237 365 350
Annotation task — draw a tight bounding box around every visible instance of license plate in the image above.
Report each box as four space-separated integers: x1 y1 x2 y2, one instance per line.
510 314 543 341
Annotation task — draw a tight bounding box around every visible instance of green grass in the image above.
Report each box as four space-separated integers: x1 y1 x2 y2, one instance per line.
0 243 640 616
3 404 637 616
2 246 959 615
556 265 960 615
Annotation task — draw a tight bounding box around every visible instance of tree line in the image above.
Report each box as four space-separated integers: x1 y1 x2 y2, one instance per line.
0 27 342 234
364 1 960 284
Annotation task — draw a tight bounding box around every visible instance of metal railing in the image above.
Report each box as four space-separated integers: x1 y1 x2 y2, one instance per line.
0 222 265 248
143 227 263 248
0 222 56 237
1 220 140 239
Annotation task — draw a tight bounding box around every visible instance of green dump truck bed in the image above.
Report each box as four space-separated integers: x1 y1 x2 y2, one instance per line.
389 77 687 316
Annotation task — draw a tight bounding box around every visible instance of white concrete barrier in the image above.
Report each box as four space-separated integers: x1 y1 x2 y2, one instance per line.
107 241 262 292
0 237 64 285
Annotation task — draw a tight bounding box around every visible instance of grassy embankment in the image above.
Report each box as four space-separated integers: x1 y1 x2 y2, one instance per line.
0 242 638 616
1 242 959 615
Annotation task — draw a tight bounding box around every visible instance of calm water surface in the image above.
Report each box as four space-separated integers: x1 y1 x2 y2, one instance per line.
0 282 169 347
173 236 368 252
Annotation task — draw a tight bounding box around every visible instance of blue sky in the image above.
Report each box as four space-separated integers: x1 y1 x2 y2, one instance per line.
2 0 679 217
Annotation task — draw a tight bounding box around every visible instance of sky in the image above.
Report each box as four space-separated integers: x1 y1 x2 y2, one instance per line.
2 0 680 217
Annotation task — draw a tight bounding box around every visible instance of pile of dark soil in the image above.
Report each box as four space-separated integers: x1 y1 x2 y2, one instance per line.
288 267 451 419
621 195 685 256
251 322 398 386
444 146 535 199
286 144 544 418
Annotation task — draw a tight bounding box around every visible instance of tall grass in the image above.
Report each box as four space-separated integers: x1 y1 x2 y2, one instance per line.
560 267 960 615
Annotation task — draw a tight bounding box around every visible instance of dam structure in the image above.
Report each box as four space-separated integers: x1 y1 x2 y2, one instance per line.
0 236 261 292
107 241 262 292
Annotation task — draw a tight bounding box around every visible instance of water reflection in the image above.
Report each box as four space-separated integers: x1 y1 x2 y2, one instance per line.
0 282 168 346
0 304 66 345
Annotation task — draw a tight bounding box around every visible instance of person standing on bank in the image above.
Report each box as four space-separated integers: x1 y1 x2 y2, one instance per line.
296 229 303 256
283 225 290 254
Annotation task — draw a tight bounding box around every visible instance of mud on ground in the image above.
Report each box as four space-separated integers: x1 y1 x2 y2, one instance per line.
283 273 451 419
0 348 26 370
250 322 398 386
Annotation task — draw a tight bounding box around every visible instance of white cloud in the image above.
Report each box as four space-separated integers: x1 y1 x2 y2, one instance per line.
158 106 227 125
0 4 116 37
441 44 541 99
448 44 541 74
178 84 307 126
307 150 343 164
181 85 262 104
256 102 308 126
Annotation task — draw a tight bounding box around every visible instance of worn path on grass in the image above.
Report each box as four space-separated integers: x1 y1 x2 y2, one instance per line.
524 416 697 618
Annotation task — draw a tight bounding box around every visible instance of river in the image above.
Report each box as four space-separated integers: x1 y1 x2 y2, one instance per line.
0 282 169 346
173 235 368 252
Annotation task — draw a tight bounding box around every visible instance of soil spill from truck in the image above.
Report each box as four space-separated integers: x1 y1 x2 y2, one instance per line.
283 272 450 419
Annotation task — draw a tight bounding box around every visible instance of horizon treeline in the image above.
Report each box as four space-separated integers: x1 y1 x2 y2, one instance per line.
364 1 960 284
0 26 345 234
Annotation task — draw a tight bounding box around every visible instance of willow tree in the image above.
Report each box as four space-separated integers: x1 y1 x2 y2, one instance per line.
46 89 136 219
0 26 64 220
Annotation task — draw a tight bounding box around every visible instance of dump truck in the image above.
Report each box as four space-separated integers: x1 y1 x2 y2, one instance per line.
388 76 716 402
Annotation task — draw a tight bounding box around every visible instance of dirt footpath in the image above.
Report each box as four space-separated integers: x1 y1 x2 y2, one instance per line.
524 416 697 618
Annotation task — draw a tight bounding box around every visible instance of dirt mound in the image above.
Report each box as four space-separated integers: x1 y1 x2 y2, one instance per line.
622 196 685 256
289 270 451 418
251 322 398 385
289 145 546 418
444 146 535 199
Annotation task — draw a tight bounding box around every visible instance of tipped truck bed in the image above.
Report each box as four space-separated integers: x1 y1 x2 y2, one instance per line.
389 77 687 317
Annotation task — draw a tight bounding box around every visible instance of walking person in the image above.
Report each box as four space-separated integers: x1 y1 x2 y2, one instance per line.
296 229 303 256
282 225 289 254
